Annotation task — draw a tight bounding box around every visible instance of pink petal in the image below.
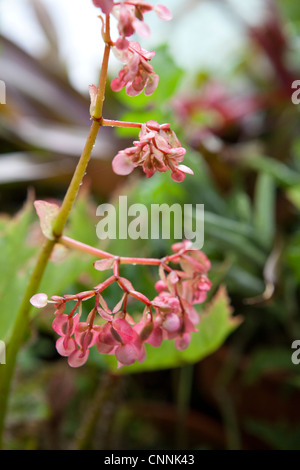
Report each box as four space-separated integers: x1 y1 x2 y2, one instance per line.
163 313 181 333
175 332 191 351
74 323 96 349
168 270 179 285
52 314 69 335
132 18 151 37
111 76 126 92
181 299 200 325
118 277 135 292
97 341 116 354
147 325 163 347
155 4 172 21
94 258 115 271
97 308 114 321
113 293 126 313
112 152 135 175
171 240 193 252
145 73 159 96
137 321 154 341
146 120 160 131
126 82 143 97
30 293 48 308
92 0 114 14
171 169 186 182
96 325 118 353
177 164 194 175
115 36 130 51
68 348 89 368
155 280 168 293
144 74 159 96
115 343 138 366
52 313 79 336
56 336 76 357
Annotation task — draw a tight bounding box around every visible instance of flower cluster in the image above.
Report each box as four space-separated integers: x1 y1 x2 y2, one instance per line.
30 241 211 368
112 120 193 181
111 41 159 97
92 0 172 96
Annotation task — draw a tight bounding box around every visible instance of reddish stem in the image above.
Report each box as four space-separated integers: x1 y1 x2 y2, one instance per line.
101 118 142 129
60 235 163 266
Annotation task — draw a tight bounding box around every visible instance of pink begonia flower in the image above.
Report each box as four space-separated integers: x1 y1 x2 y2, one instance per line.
152 291 181 314
111 1 172 48
92 1 172 47
112 120 193 181
168 242 212 305
180 275 212 305
114 3 151 44
92 1 172 100
96 318 146 366
52 313 80 358
111 41 159 97
67 322 101 368
30 239 212 367
134 316 163 347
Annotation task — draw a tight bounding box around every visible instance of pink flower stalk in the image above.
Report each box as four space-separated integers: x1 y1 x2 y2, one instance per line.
111 41 159 96
168 241 212 305
112 120 193 181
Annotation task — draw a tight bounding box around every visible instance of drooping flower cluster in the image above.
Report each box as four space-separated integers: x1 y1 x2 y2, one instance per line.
92 0 172 96
30 241 211 368
111 41 159 97
112 120 193 181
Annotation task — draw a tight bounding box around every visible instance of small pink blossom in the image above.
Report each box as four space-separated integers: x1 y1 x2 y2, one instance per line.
96 318 146 366
181 275 212 305
30 293 48 308
68 348 90 368
111 1 172 49
112 120 193 181
56 336 77 357
111 42 159 97
30 240 212 368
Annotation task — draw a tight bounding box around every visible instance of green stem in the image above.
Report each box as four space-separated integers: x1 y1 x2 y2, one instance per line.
0 238 55 447
52 120 101 238
175 364 194 449
0 14 112 449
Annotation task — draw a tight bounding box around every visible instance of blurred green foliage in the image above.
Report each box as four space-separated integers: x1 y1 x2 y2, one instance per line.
1 0 300 451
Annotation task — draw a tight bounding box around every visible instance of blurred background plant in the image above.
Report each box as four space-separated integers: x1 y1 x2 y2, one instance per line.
1 0 300 450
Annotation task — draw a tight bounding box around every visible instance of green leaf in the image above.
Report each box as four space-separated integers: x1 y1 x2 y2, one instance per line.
286 184 300 210
244 155 300 187
104 286 242 373
253 173 276 248
0 201 36 341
